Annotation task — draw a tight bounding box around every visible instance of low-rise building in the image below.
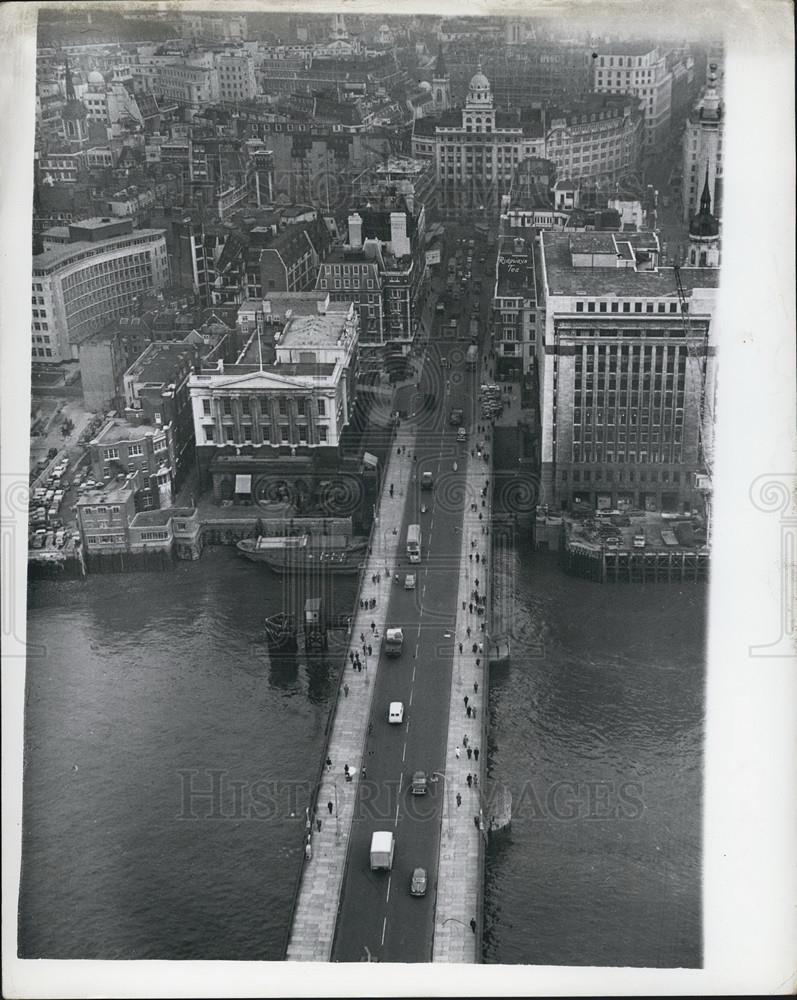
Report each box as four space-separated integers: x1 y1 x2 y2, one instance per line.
122 340 200 487
89 417 177 509
75 475 139 555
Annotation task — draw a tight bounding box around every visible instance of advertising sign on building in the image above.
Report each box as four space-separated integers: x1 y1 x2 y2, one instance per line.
425 247 441 266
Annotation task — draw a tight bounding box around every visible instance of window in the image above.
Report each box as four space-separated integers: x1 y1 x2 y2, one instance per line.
204 427 215 443
262 424 270 442
129 443 143 457
223 398 232 416
104 448 119 460
319 427 328 443
317 399 326 416
280 425 290 443
202 399 211 416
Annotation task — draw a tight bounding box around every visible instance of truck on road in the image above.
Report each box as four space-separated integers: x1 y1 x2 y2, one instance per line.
370 831 395 870
466 344 478 369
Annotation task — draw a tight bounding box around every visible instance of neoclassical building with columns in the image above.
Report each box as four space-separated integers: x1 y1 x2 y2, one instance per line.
188 295 362 506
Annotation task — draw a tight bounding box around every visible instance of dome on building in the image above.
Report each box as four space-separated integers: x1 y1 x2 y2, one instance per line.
418 80 432 92
469 70 490 92
88 70 105 86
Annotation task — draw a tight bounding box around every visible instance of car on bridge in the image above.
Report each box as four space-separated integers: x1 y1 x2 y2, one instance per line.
409 867 428 897
410 770 428 794
404 573 416 591
388 701 404 724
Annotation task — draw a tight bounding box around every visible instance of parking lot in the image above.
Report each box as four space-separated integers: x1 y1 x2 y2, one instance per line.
567 508 709 552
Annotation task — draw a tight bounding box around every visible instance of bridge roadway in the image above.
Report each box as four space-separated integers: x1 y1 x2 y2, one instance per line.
330 316 484 962
286 231 495 964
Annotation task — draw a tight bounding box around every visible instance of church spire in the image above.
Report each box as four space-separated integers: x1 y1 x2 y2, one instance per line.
699 164 712 216
434 42 447 79
64 56 76 102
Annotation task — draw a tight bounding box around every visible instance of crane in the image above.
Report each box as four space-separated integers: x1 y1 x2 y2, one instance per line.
673 264 713 546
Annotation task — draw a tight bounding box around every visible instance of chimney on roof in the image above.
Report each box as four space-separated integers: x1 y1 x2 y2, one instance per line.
216 358 224 374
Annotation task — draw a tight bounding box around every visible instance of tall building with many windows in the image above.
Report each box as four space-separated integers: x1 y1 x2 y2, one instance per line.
413 64 642 212
537 230 719 512
591 44 673 149
31 219 169 364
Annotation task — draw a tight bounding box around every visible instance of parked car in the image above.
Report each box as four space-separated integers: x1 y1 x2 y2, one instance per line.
604 536 621 549
404 574 416 591
632 533 646 549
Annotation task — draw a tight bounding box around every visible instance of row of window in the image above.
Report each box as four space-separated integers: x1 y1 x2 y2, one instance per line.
85 535 126 545
563 468 683 484
204 397 327 417
575 300 681 315
204 424 329 444
568 450 684 466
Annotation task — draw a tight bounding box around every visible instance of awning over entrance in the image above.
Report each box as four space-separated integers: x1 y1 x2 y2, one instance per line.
235 474 252 494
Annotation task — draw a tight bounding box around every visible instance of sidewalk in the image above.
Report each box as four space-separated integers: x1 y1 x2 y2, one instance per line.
432 417 493 962
286 425 420 962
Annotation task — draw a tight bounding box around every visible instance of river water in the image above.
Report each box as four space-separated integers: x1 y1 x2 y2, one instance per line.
18 545 704 966
484 546 705 968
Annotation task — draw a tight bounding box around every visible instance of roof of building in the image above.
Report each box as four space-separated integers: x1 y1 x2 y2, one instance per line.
93 419 165 445
32 228 166 271
125 341 197 385
130 507 196 527
541 231 720 297
277 307 353 350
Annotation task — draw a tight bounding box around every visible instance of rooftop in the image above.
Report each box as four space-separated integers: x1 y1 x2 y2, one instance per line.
125 341 197 385
541 232 721 297
130 507 196 527
278 307 354 350
93 419 165 446
32 228 166 271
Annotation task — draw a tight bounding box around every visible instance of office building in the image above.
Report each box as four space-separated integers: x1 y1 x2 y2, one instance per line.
537 229 720 512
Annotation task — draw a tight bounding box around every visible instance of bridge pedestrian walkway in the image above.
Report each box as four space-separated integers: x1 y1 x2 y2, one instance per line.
432 418 493 962
286 425 419 962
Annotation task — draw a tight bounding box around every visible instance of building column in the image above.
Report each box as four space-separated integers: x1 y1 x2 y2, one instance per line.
213 397 224 444
251 396 263 445
232 396 243 443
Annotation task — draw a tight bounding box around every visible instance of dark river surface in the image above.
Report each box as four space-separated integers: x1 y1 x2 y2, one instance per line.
19 544 704 966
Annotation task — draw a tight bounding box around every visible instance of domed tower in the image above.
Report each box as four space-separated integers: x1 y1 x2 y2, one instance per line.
61 56 88 147
687 166 721 267
462 60 495 131
432 42 450 112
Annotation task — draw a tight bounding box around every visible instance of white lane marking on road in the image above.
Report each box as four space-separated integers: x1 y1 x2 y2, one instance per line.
402 741 407 763
381 917 387 945
398 772 403 795
409 688 413 707
422 583 426 597
395 799 401 825
412 666 416 682
386 876 392 904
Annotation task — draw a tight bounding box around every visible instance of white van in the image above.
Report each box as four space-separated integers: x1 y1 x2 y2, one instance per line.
456 426 466 443
388 702 404 724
